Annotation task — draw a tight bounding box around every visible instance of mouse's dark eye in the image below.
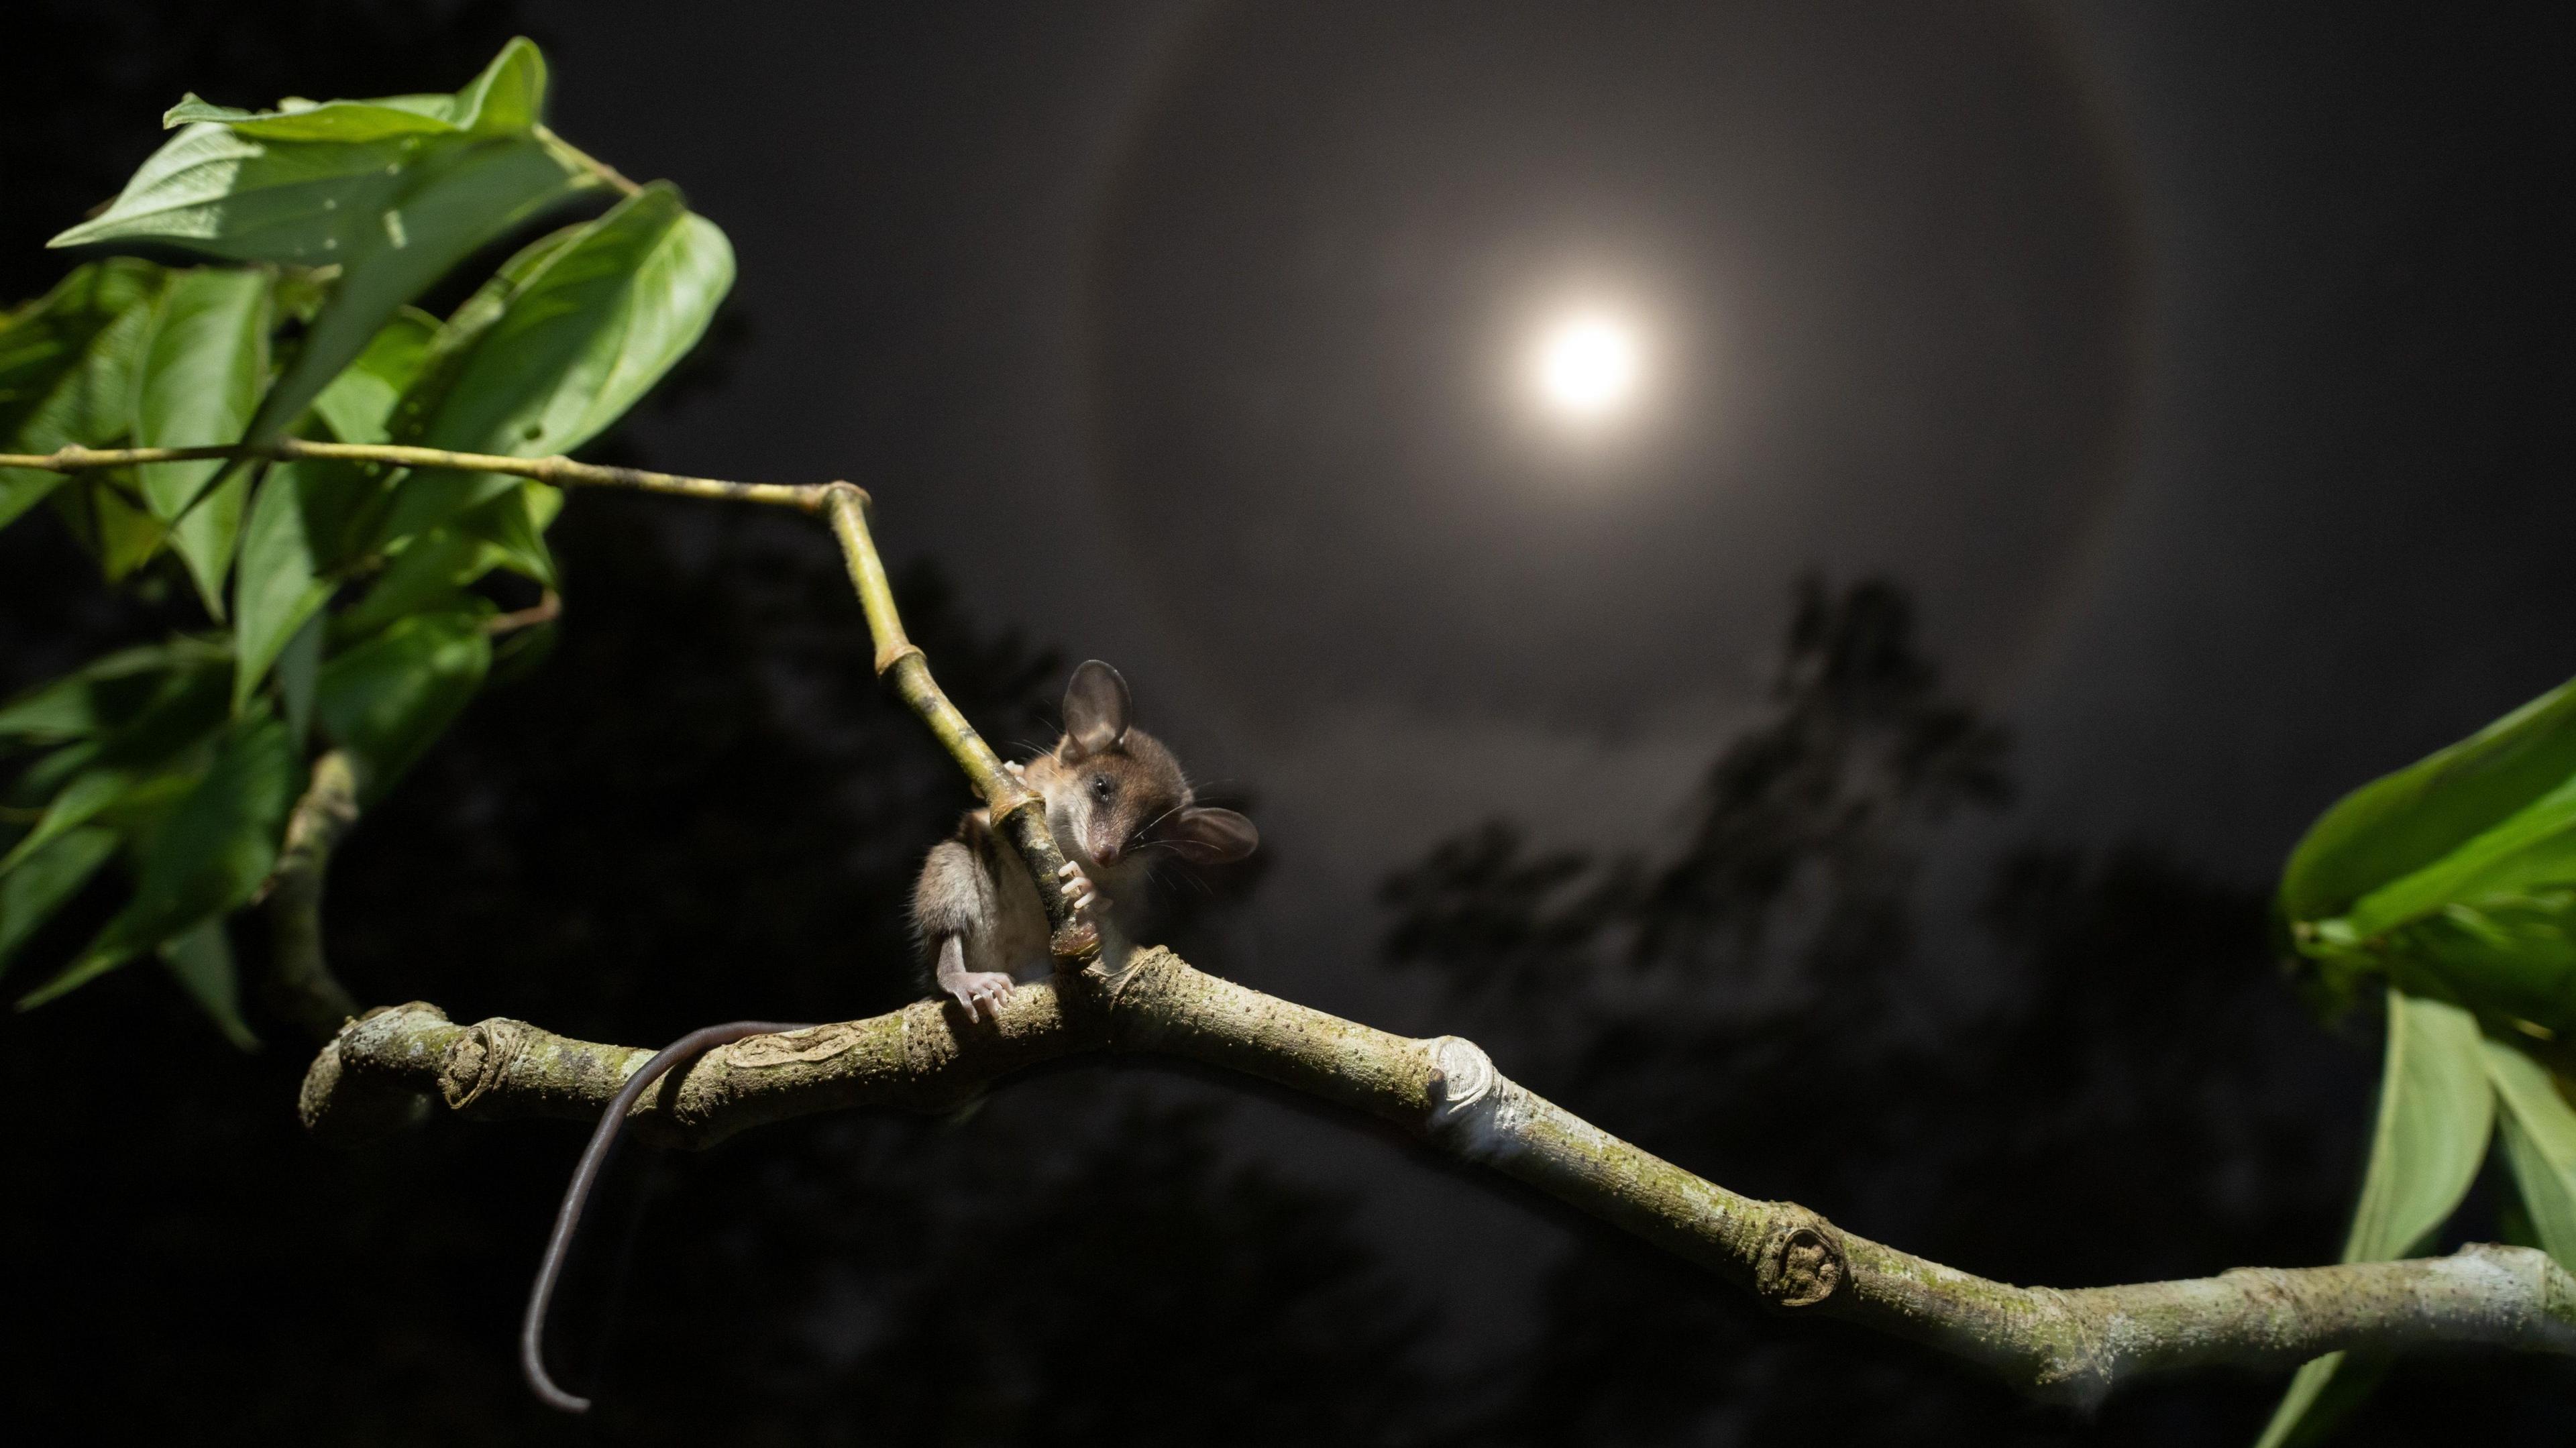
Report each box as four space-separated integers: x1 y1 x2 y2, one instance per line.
1090 775 1114 799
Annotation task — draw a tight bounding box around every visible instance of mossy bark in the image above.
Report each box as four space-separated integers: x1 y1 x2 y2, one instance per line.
302 948 2576 1408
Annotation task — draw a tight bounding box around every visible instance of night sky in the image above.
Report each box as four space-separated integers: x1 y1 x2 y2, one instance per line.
5 2 2575 1443
517 0 2576 1001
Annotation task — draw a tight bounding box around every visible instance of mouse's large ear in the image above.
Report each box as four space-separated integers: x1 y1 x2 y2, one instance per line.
1165 806 1258 863
1062 660 1131 758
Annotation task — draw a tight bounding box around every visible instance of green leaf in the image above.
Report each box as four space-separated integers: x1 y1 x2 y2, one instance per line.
1 767 149 875
130 268 270 517
159 916 259 1050
2484 1037 2576 1272
374 185 730 545
2348 805 2576 944
331 529 504 644
18 710 300 1009
308 305 436 445
129 266 271 614
461 480 561 586
2253 1355 2391 1448
315 608 490 801
0 258 160 438
0 465 66 537
52 40 594 449
366 222 586 543
0 659 229 872
2375 895 2576 1043
276 611 322 747
91 478 172 582
0 638 227 744
246 135 588 447
161 93 463 144
5 740 103 810
0 827 118 979
2347 991 2494 1257
2284 678 2576 924
2282 677 2576 1036
160 37 547 142
167 469 252 618
231 463 337 710
415 182 731 458
0 260 164 531
2255 989 2493 1447
445 38 551 134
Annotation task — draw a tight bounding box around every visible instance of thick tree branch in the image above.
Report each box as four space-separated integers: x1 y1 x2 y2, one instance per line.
260 750 362 1041
301 948 2576 1408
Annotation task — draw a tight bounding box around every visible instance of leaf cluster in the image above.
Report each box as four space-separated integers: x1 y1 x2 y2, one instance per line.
0 39 733 1040
2258 679 2576 1444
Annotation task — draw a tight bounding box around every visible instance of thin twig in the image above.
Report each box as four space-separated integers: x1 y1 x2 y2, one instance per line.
0 441 831 513
485 590 561 636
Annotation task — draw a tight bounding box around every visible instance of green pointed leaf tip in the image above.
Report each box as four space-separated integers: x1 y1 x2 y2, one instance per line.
54 38 555 251
160 917 259 1050
2255 990 2493 1448
0 638 227 744
160 35 547 142
19 709 300 1009
2253 1352 2391 1448
461 481 562 587
315 608 491 800
2344 990 2493 1260
231 464 337 710
88 478 171 582
1 767 145 875
2485 1038 2576 1271
0 828 119 978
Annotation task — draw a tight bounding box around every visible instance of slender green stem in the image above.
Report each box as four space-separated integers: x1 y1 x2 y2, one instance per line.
822 486 1099 960
533 125 645 198
4 442 1085 951
0 441 829 512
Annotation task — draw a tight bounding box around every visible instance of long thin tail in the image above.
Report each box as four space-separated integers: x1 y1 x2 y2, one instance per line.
521 1020 814 1413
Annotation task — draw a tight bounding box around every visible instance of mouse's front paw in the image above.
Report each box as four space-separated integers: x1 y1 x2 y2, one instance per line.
945 971 1015 1021
1057 860 1107 922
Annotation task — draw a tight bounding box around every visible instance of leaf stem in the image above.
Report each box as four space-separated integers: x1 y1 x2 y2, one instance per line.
532 125 644 197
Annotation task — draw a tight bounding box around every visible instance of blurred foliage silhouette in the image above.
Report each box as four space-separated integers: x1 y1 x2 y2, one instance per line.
1382 579 2571 1446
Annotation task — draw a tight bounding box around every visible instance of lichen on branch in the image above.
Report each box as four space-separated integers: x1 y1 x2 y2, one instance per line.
303 947 2576 1406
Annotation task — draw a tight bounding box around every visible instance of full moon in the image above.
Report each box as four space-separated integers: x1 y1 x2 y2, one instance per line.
1532 311 1644 420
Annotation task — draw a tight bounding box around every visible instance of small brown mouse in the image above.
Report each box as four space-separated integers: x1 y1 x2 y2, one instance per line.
912 659 1257 1017
523 661 1254 1413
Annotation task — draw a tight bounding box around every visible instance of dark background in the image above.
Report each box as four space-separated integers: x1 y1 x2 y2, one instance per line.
4 2 2573 1443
